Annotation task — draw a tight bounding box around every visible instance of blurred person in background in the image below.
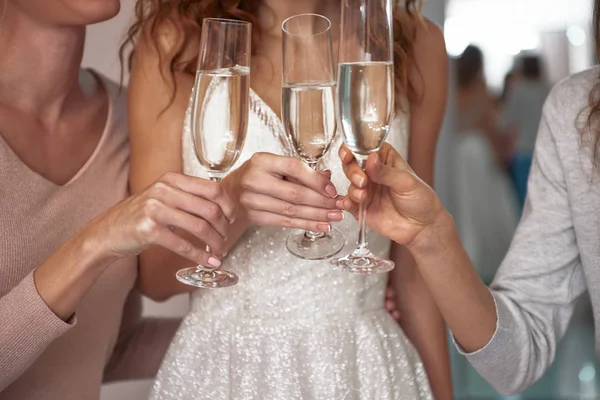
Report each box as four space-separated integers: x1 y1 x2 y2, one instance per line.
453 45 518 284
498 69 520 107
503 54 551 212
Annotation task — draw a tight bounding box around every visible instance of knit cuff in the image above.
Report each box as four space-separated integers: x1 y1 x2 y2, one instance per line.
1 272 76 370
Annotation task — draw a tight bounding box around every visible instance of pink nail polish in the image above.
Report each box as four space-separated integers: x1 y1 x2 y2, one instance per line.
325 184 337 198
327 211 343 221
336 199 345 209
208 257 222 268
317 223 331 232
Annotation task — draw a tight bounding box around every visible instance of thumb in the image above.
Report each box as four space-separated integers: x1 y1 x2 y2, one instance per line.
365 153 414 193
318 169 333 179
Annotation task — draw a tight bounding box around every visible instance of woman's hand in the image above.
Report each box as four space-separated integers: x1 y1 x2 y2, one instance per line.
89 172 235 268
223 153 343 232
385 286 401 321
339 144 447 248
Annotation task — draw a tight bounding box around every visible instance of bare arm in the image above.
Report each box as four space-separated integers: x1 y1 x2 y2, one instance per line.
127 25 215 301
1 171 232 391
410 86 584 394
389 19 453 399
127 24 264 300
341 80 584 395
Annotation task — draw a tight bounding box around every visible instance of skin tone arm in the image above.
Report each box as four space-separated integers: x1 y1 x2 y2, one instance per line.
0 2 233 323
340 144 497 354
389 20 453 399
34 173 236 320
128 22 343 301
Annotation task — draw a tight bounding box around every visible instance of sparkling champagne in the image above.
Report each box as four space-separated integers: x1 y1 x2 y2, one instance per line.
192 66 250 177
282 82 336 165
337 61 394 158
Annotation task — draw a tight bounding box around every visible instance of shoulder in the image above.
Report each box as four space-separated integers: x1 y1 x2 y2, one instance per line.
93 72 128 128
415 18 445 48
84 70 129 143
404 17 447 103
532 67 600 170
410 18 446 64
133 12 199 74
546 67 599 115
407 17 447 92
540 67 599 143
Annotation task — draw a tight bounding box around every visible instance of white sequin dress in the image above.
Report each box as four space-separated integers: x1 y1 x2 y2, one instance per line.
149 90 433 400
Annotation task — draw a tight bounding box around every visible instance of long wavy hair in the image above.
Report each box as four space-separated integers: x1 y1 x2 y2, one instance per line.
582 0 600 167
120 0 423 108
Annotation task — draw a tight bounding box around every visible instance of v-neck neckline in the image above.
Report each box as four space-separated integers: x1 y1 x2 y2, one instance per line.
0 69 113 189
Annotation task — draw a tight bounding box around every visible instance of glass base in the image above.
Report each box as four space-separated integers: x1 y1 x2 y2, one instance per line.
332 248 395 274
286 226 345 260
176 266 238 288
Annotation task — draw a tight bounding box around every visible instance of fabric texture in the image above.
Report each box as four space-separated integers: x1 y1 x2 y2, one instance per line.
455 66 600 395
149 83 433 400
0 71 179 399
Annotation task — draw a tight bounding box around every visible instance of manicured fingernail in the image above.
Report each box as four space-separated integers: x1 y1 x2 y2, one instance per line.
223 251 228 257
208 257 221 268
317 223 331 232
229 217 236 225
352 174 366 188
340 146 348 160
325 184 337 198
336 199 345 209
360 190 368 202
327 211 343 221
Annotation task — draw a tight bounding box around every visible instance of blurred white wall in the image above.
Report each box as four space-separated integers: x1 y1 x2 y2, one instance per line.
82 0 134 83
446 0 595 90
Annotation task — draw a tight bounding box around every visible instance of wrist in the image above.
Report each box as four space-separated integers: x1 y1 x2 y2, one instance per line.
71 224 121 270
33 222 118 321
406 210 458 257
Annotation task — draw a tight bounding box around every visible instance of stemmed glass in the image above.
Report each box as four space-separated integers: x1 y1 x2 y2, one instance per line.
176 18 251 288
332 0 396 273
281 14 346 260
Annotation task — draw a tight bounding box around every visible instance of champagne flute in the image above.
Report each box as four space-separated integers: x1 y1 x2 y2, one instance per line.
281 13 345 260
176 18 251 288
332 0 395 273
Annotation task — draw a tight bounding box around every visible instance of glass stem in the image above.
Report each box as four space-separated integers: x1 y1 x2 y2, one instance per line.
198 176 223 275
305 160 326 241
356 198 368 252
354 157 369 256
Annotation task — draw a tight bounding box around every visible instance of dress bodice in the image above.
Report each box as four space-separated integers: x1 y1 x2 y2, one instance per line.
182 89 410 323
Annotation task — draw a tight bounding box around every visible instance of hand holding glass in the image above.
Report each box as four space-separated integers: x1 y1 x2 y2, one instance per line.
281 13 346 260
333 0 396 273
176 18 251 288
